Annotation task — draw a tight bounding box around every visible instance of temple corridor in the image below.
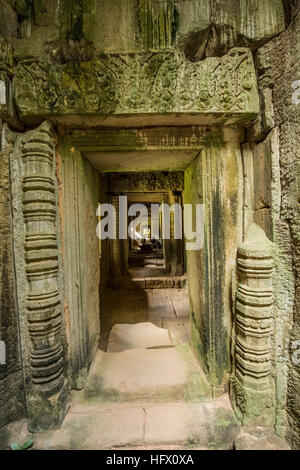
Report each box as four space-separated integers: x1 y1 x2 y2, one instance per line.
1 0 298 447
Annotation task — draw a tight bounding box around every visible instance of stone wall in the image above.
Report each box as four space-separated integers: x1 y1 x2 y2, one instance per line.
246 8 300 448
4 0 285 60
60 140 100 390
184 127 243 392
0 123 25 428
108 172 184 193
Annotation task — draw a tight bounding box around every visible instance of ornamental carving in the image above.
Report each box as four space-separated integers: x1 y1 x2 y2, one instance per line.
231 224 275 427
10 121 69 431
13 48 259 121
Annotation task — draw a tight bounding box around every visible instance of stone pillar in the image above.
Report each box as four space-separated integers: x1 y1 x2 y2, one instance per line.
231 223 275 426
111 194 121 278
161 196 171 272
170 191 184 276
120 195 129 275
185 127 244 390
10 121 69 431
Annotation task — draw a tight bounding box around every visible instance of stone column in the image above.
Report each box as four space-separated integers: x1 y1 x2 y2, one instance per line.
10 121 69 431
161 196 171 273
170 191 184 276
120 195 128 275
231 223 275 426
111 194 121 278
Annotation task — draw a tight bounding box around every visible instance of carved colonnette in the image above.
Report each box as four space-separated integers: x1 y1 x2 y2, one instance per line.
10 121 69 431
231 224 275 426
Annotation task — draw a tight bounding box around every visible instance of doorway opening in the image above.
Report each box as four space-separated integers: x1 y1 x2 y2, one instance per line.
97 172 189 352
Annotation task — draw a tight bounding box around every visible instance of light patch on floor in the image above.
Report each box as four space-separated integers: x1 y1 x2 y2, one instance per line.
107 322 172 352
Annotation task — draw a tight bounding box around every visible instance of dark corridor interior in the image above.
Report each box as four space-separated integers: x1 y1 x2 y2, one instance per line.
97 171 190 352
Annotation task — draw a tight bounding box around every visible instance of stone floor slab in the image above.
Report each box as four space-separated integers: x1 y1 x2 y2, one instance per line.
163 319 191 344
0 397 242 450
74 344 211 404
34 405 145 450
107 322 172 352
100 288 190 351
144 396 240 449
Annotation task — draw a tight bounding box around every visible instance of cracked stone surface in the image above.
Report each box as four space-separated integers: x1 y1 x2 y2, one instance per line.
0 396 240 450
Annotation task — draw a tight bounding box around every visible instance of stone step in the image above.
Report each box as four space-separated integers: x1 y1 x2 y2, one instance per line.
73 343 211 404
107 322 172 352
1 396 240 450
108 276 187 290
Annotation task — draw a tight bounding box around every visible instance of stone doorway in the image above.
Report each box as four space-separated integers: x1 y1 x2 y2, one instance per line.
2 11 292 441
97 176 189 352
60 136 192 389
10 123 245 431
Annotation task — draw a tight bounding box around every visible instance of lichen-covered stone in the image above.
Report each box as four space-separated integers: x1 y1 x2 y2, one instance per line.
0 0 18 38
234 426 290 450
178 0 285 60
12 48 259 124
0 36 14 76
247 10 300 449
184 127 243 388
108 171 184 192
8 0 286 60
137 0 179 50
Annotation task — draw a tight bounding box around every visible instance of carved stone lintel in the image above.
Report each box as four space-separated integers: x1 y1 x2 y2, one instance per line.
231 224 275 426
13 48 259 124
10 121 69 431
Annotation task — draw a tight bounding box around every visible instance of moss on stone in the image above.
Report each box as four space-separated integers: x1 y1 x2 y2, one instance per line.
137 0 178 50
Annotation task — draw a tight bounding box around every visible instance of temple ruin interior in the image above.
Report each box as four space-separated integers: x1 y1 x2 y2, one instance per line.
0 0 299 451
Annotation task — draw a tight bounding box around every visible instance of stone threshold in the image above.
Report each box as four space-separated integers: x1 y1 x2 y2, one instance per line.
0 396 241 450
